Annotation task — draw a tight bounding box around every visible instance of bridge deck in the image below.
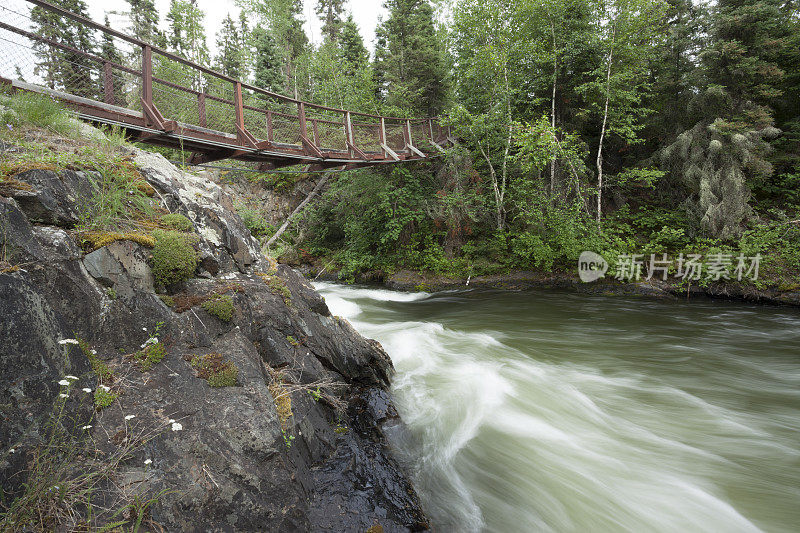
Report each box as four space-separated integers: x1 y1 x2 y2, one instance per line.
0 0 449 171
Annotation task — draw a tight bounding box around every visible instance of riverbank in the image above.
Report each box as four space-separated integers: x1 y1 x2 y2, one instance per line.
297 263 800 307
0 112 428 531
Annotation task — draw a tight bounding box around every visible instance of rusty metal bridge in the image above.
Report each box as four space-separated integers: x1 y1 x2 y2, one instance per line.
0 0 450 171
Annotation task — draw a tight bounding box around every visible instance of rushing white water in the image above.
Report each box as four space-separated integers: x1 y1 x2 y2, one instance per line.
314 282 800 533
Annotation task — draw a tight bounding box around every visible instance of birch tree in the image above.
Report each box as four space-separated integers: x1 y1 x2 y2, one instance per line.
578 0 667 227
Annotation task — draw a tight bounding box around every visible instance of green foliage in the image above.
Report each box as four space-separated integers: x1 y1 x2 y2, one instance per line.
375 0 449 114
0 91 76 136
191 353 239 387
94 387 118 409
159 213 193 232
201 294 234 322
135 342 166 371
235 202 272 238
78 339 114 383
150 230 198 286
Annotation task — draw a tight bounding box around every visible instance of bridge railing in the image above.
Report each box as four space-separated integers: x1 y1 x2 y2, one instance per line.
0 0 450 161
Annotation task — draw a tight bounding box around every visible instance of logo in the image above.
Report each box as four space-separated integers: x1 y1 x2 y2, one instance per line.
578 251 608 283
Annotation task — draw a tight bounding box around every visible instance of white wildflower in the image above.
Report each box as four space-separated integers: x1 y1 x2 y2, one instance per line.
59 393 68 399
99 385 110 392
142 327 147 331
144 459 152 465
91 349 97 355
58 339 79 345
58 379 70 386
125 414 136 420
82 388 92 393
9 448 14 453
82 425 92 430
171 422 183 432
168 419 175 423
64 375 78 381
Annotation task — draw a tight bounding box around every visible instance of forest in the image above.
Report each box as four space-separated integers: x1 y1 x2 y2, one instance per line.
30 0 800 287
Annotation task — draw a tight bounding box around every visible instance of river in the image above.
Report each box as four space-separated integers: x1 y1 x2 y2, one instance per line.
314 282 800 533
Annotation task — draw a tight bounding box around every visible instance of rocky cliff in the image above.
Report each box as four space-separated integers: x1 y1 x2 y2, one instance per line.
0 126 427 531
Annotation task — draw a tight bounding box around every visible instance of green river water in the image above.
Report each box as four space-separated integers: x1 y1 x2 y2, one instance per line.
314 283 800 533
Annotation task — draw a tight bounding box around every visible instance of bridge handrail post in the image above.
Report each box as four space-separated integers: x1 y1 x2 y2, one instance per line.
142 45 153 109
405 119 413 148
234 80 245 139
345 111 355 156
298 101 308 141
379 117 387 158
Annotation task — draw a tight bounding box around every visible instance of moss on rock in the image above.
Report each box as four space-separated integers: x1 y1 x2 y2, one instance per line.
201 294 234 321
190 352 239 387
159 213 193 232
79 231 156 251
151 229 198 286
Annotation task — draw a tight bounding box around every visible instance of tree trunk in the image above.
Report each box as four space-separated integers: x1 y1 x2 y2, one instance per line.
550 19 558 198
596 30 615 230
265 174 330 249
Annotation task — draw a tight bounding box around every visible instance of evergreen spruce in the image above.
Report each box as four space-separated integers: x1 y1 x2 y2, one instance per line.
31 0 97 98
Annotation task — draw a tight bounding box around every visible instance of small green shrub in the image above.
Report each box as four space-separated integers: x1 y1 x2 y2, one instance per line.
190 353 238 387
135 342 166 371
160 213 193 232
235 202 272 238
151 230 198 286
158 294 175 308
94 387 118 409
201 294 234 321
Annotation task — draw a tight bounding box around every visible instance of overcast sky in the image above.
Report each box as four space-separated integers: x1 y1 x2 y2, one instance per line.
85 0 387 55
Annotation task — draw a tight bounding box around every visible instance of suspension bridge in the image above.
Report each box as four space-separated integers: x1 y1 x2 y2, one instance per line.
0 0 450 171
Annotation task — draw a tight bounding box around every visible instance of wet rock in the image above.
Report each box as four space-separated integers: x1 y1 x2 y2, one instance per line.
0 131 428 531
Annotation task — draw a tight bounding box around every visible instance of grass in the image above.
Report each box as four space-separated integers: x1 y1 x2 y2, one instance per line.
0 90 77 137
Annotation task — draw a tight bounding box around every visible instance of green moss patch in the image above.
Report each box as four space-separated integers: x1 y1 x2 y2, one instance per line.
78 231 156 251
201 294 234 321
159 213 193 232
189 352 239 387
151 229 198 286
256 272 292 307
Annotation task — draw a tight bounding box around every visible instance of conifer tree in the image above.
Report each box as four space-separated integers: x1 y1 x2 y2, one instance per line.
253 25 284 94
339 14 369 72
166 0 210 65
315 0 346 41
214 14 245 79
374 0 448 114
124 0 163 46
31 0 96 98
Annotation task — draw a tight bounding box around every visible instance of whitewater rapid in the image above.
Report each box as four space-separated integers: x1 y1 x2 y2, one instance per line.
314 282 800 533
